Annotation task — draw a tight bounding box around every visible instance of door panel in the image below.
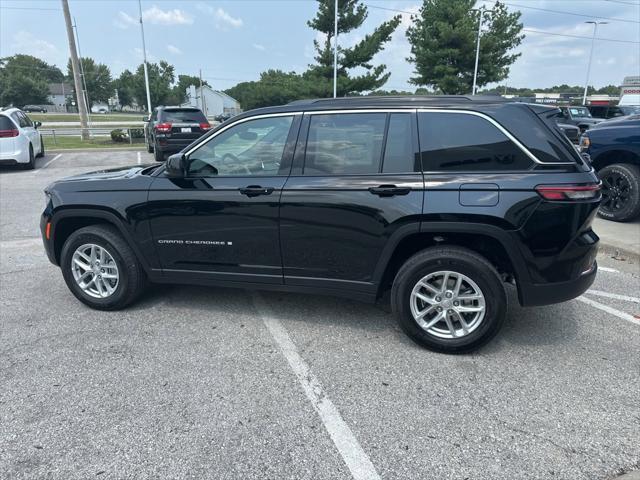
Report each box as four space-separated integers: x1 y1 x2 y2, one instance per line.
280 174 423 288
148 175 286 283
147 114 300 284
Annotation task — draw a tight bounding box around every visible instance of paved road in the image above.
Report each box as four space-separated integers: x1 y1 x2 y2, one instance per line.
1 151 639 480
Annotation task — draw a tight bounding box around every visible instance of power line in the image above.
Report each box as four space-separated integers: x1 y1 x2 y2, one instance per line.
499 2 640 24
366 4 640 44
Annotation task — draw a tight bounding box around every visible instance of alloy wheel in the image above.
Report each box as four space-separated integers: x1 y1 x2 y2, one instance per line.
71 243 119 298
600 171 631 215
410 270 486 339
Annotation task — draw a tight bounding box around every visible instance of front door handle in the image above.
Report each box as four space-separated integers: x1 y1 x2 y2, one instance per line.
239 185 275 197
368 185 411 197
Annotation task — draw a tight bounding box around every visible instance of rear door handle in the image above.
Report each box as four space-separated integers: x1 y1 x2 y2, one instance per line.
239 185 275 197
368 185 411 197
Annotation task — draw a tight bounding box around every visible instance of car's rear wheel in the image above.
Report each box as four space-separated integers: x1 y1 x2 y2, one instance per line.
60 225 147 310
391 246 506 353
598 163 640 222
22 144 35 170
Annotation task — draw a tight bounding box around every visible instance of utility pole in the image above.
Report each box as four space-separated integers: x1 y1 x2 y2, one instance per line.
61 0 89 139
73 17 91 125
583 21 607 106
138 0 152 115
333 0 338 98
199 69 207 117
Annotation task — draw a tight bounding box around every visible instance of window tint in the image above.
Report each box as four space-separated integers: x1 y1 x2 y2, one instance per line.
186 115 294 177
304 113 385 175
161 109 206 123
418 112 533 172
20 112 33 127
0 115 15 130
382 113 418 173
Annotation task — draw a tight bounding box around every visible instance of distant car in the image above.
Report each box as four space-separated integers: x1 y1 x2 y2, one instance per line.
558 106 604 132
143 106 211 162
0 108 45 169
587 105 627 120
214 113 232 123
22 105 47 113
580 115 640 222
555 122 580 144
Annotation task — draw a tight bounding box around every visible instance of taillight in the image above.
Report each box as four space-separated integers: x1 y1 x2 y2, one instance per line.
535 183 601 201
155 122 172 132
0 129 19 138
200 122 211 130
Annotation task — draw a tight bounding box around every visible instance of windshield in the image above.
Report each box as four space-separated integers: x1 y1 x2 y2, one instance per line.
620 106 640 116
161 109 206 123
569 107 591 118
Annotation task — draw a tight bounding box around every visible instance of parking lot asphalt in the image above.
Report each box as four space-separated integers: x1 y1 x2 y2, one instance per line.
1 151 639 480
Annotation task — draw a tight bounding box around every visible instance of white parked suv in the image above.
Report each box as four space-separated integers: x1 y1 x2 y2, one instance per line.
0 108 44 170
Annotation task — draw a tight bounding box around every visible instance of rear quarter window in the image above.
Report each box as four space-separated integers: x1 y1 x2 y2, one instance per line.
417 112 533 172
0 115 16 130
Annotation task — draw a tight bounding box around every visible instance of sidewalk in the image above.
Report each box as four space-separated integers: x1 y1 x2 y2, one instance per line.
594 217 640 260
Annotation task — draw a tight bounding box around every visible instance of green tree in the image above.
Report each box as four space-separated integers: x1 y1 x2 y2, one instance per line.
225 70 313 110
113 69 135 109
168 74 210 105
0 54 64 106
305 0 401 96
406 0 524 94
66 57 113 106
132 61 175 108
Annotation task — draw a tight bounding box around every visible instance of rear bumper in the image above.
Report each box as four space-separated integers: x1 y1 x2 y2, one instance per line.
0 148 28 164
518 261 597 307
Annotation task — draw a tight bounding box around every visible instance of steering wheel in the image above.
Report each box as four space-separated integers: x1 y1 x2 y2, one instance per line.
221 153 251 175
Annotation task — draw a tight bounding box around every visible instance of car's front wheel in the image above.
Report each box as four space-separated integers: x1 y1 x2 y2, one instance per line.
60 225 147 310
598 163 640 222
391 246 506 353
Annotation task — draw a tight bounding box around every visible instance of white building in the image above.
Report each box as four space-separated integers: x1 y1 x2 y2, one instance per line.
182 85 241 118
47 83 73 108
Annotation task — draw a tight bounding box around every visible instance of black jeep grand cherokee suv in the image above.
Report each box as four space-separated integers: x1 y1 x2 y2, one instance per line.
41 96 601 353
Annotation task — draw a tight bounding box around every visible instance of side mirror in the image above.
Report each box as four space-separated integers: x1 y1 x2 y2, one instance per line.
165 153 187 176
143 116 150 122
33 121 42 128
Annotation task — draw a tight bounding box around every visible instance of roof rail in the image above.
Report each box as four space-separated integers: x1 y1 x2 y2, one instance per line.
286 95 507 106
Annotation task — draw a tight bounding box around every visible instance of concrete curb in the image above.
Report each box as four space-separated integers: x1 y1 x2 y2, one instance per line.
598 241 640 265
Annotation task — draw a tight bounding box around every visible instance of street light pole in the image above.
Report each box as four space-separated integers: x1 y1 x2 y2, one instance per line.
138 0 152 115
583 21 607 106
333 0 338 98
472 8 483 96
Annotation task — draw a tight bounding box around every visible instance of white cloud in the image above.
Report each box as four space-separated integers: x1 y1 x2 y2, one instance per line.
197 4 243 30
167 44 183 55
252 43 266 51
115 5 192 29
10 31 60 64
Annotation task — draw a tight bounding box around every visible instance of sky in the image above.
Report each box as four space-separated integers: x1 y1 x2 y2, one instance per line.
1 0 639 93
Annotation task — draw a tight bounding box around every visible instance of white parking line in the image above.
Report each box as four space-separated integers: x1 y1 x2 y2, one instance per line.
586 289 640 304
578 296 640 326
598 266 619 273
36 153 62 172
251 292 381 480
137 151 141 165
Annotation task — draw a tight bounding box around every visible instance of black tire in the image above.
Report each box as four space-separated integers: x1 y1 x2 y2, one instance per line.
22 144 35 170
36 137 45 158
391 246 507 354
147 139 154 153
597 163 640 222
60 225 147 310
154 141 164 162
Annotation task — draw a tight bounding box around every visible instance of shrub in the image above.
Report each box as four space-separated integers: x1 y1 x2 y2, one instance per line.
110 128 128 143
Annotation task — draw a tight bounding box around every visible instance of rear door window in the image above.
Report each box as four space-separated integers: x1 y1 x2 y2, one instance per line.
161 109 206 123
418 112 533 172
303 113 385 175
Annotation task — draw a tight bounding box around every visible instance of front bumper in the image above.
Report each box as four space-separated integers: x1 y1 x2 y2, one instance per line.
40 212 57 265
518 261 597 307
